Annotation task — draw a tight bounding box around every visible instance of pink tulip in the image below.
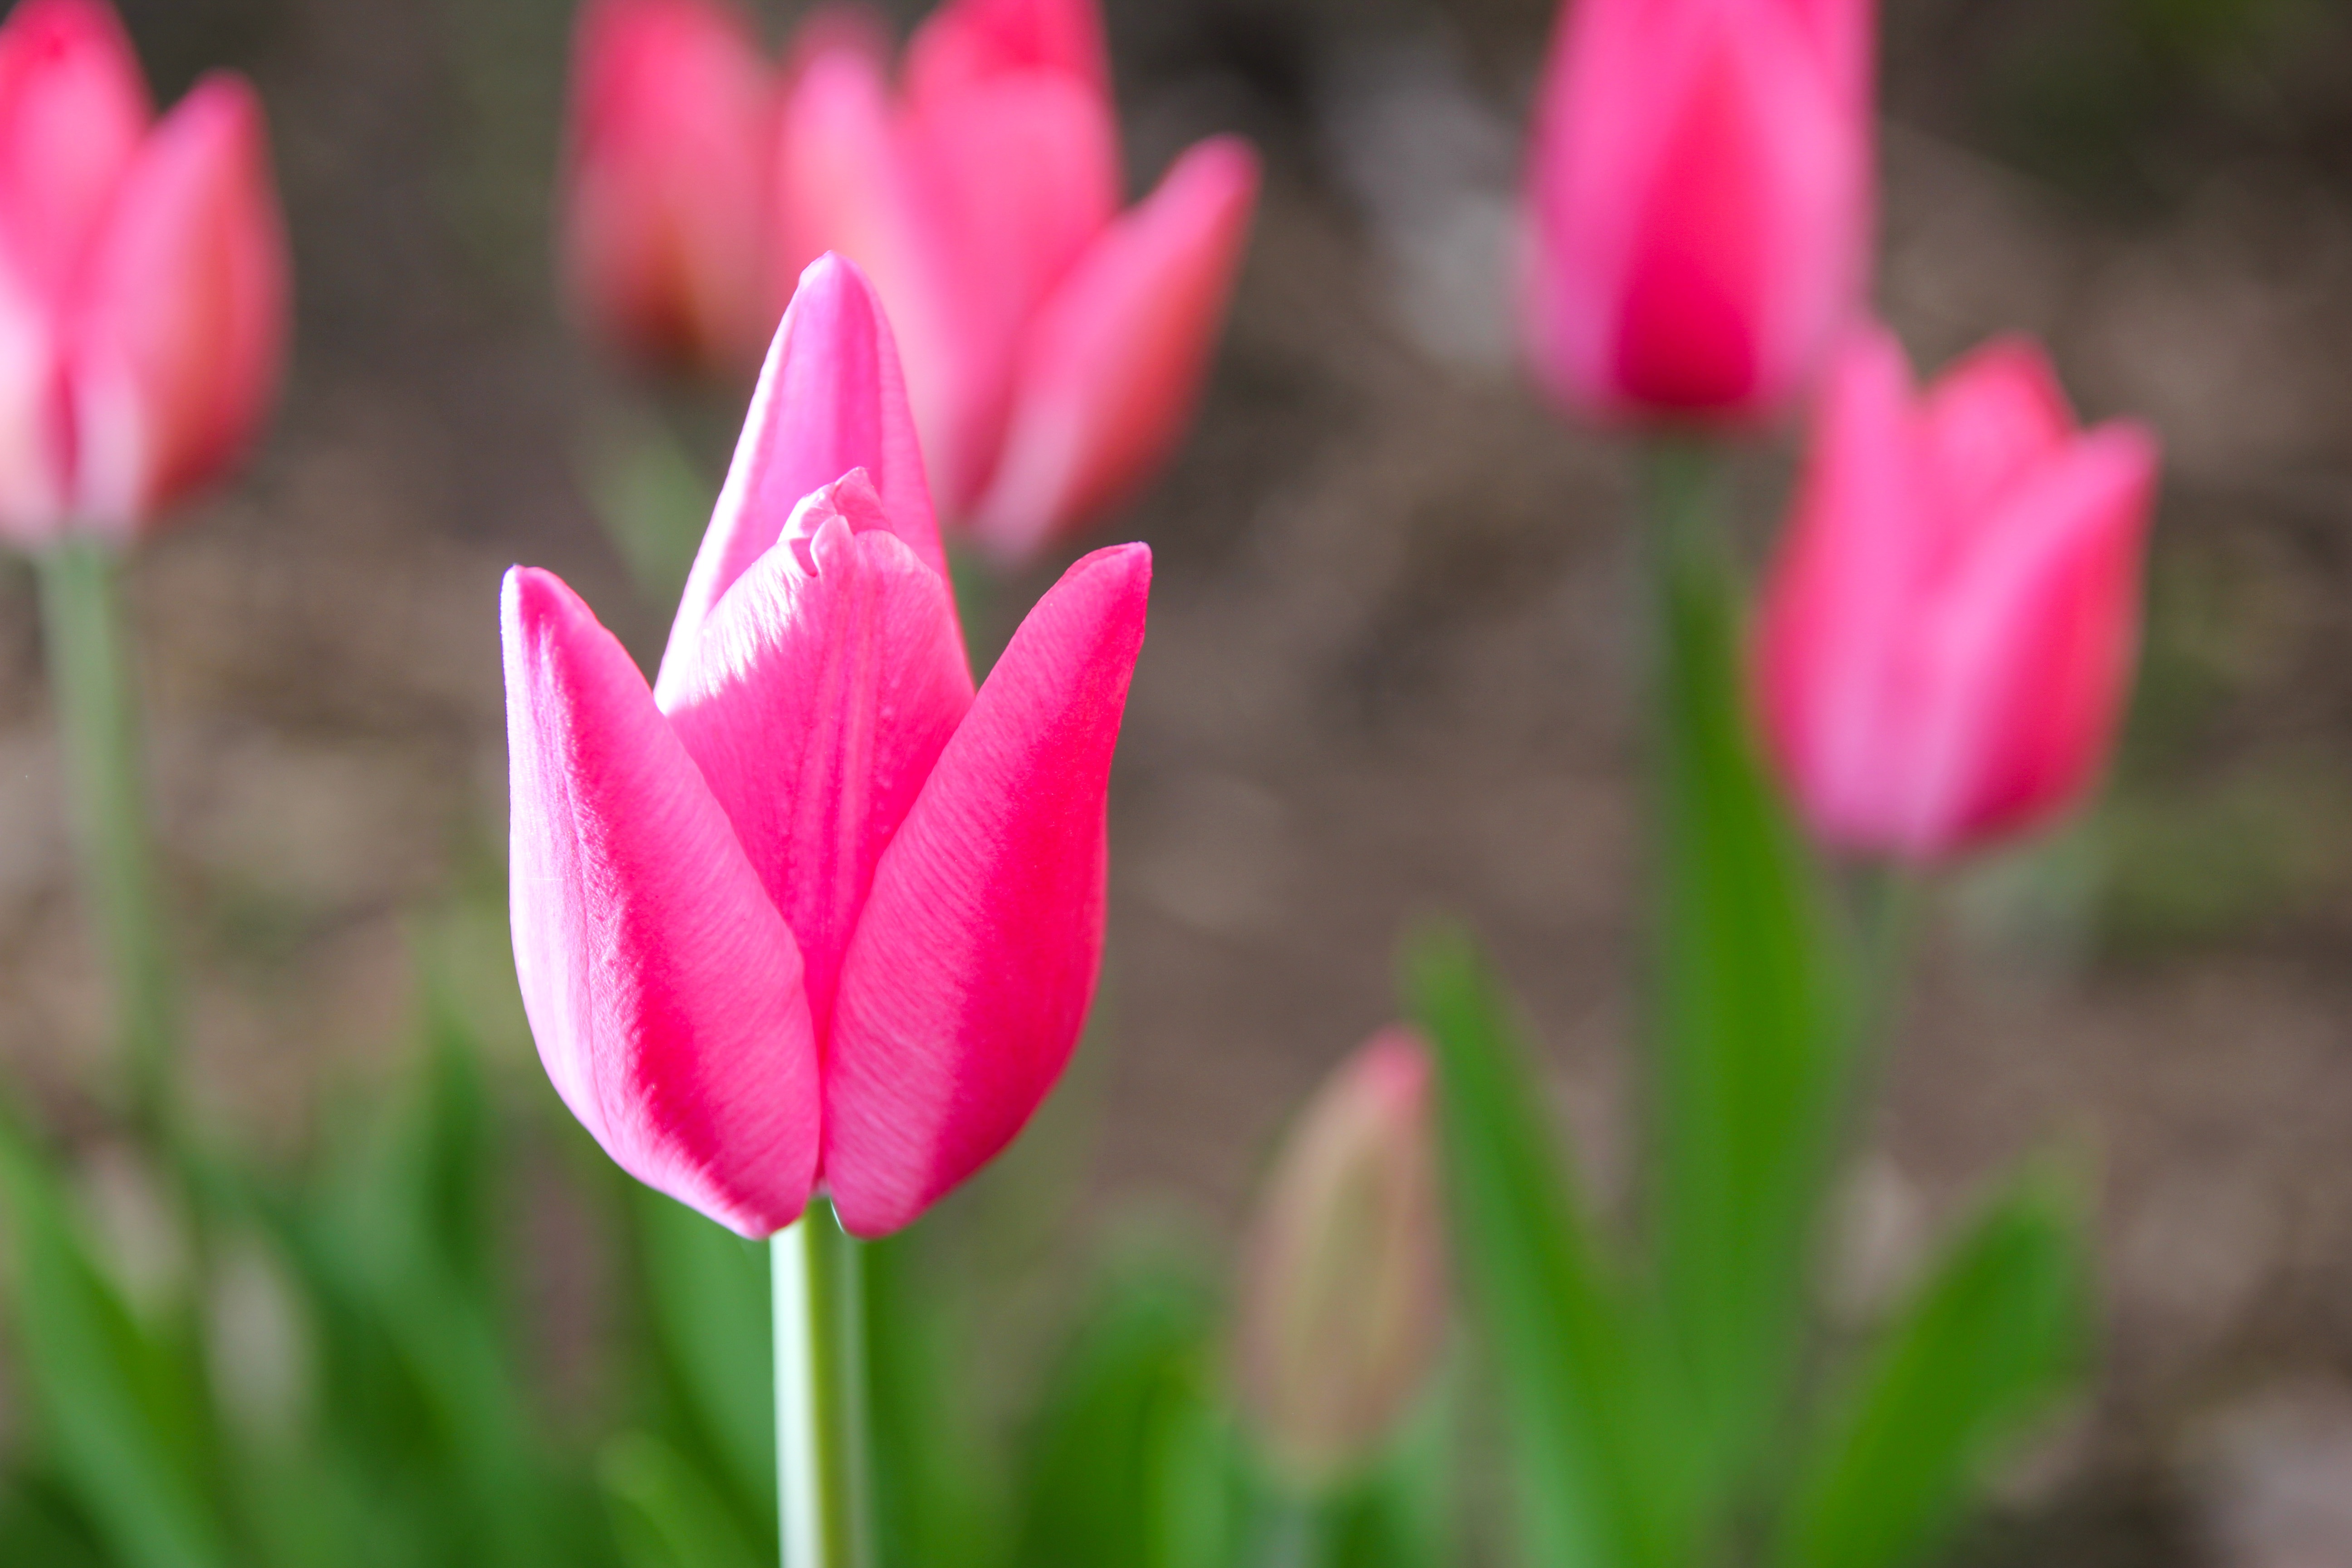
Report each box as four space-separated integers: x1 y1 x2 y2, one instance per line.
1235 1026 1446 1489
560 0 778 377
1520 0 1873 424
1758 323 2160 861
0 0 287 545
504 255 1150 1238
774 0 1259 560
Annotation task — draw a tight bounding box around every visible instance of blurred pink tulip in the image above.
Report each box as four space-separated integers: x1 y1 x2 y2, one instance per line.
0 0 286 545
504 255 1150 1239
1520 0 1873 424
1758 323 2160 861
1236 1027 1446 1489
775 0 1259 560
561 0 777 377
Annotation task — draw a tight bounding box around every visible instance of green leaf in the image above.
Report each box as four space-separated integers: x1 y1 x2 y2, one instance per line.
866 1226 1004 1568
1012 1252 1240 1568
1775 1175 2089 1568
1642 442 1848 1509
1405 930 1658 1568
0 1122 229 1568
599 1431 764 1568
632 1185 774 1524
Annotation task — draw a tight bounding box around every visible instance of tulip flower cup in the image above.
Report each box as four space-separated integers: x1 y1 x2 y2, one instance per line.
505 254 1150 1568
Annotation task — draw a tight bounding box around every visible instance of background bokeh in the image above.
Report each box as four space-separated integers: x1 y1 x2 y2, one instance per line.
5 0 2352 1561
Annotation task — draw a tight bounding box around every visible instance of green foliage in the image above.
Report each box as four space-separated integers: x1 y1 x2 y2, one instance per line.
1778 1178 2089 1568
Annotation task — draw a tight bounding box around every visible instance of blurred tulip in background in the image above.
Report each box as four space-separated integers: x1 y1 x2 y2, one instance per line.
504 256 1150 1240
1235 1026 1446 1491
560 0 778 378
1758 323 2161 861
1519 0 1873 425
0 0 286 544
775 0 1259 560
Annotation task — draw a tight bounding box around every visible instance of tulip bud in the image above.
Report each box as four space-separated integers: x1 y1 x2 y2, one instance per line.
561 0 776 378
0 0 287 545
1519 0 1874 424
1235 1027 1446 1489
1757 323 2161 861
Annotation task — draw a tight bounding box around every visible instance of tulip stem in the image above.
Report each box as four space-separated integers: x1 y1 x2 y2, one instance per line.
773 1200 873 1568
34 537 176 1144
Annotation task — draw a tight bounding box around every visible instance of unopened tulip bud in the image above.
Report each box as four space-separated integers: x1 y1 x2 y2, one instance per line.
1235 1027 1446 1489
1520 0 1874 424
1758 323 2160 860
0 0 287 545
561 0 776 378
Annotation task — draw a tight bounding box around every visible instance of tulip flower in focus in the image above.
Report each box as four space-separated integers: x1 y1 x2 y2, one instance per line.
775 0 1260 561
0 0 287 545
1236 1026 1446 1489
1519 0 1873 425
504 255 1150 1240
1758 323 2161 861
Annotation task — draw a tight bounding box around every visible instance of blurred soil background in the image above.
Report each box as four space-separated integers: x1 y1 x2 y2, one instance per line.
2 0 2351 1561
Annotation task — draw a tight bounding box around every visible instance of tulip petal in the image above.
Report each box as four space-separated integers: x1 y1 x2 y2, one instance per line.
902 0 1110 104
0 0 150 537
1757 323 1926 849
824 542 1150 1236
67 74 287 536
1919 335 2074 539
563 0 775 374
661 475 974 1038
900 70 1119 510
0 0 149 302
1909 423 2159 853
657 252 947 695
505 566 820 1238
965 138 1258 560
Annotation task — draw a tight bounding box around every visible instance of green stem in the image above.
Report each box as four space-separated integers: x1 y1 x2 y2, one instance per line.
773 1200 872 1568
35 537 175 1142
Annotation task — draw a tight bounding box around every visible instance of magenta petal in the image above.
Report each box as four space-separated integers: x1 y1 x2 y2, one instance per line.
661 491 974 1039
902 0 1111 104
504 566 820 1238
658 252 946 695
1918 335 2074 531
966 138 1258 560
823 542 1151 1236
1911 422 2160 853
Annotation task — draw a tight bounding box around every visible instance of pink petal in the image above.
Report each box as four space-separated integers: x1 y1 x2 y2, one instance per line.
504 566 820 1239
899 69 1119 511
657 252 947 695
902 0 1110 104
965 138 1258 560
1918 334 2076 539
1907 421 2159 855
562 0 776 376
823 542 1150 1236
65 74 287 535
660 475 974 1040
0 0 149 538
1757 322 1928 850
0 0 149 304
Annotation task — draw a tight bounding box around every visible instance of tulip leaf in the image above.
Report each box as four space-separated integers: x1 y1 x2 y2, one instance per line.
1406 930 1663 1568
1774 1175 2088 1568
1643 441 1849 1512
0 1120 230 1568
599 1431 765 1568
632 1186 774 1526
1012 1252 1241 1568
